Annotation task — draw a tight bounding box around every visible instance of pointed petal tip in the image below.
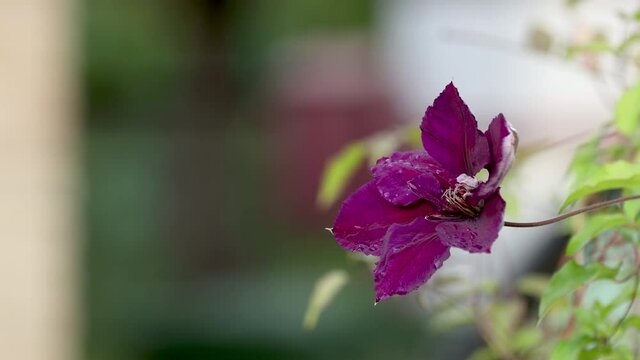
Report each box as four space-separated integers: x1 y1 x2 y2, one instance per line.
492 112 518 136
374 294 388 304
373 220 451 303
374 291 401 303
439 83 456 99
474 116 517 199
332 181 434 256
421 82 490 176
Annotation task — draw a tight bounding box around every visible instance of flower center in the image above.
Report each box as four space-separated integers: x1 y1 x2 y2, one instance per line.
442 174 481 217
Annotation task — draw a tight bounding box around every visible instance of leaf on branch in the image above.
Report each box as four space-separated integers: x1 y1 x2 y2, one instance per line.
316 126 422 210
621 314 640 332
565 213 629 255
539 261 619 321
569 137 600 182
561 161 640 210
623 187 640 221
550 336 591 360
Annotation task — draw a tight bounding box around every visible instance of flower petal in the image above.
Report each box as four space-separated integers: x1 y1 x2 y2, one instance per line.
407 173 447 208
436 191 506 253
332 182 433 256
374 218 451 302
371 151 449 207
475 114 517 199
421 82 490 176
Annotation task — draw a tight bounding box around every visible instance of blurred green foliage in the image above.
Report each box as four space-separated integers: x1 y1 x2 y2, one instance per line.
615 81 640 137
82 1 468 360
532 8 640 354
565 214 629 255
317 142 367 210
302 270 349 330
539 261 619 321
85 0 192 117
85 0 640 358
229 0 372 84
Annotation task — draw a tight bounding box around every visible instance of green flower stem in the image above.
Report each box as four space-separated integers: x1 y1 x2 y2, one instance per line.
504 194 640 228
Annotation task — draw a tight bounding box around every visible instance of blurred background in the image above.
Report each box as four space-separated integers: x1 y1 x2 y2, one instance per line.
0 0 633 359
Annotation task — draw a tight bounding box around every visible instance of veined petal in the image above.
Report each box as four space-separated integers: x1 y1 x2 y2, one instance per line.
475 114 517 199
374 218 451 302
421 82 490 176
436 191 506 253
371 151 449 207
407 173 447 208
332 182 433 256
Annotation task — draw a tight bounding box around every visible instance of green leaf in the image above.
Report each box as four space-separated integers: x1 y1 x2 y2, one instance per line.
561 161 640 210
316 142 367 209
569 137 600 182
611 346 634 360
595 280 638 319
302 270 349 330
615 81 640 136
550 336 590 360
575 306 613 337
539 261 619 321
623 187 640 221
565 214 629 255
621 314 640 332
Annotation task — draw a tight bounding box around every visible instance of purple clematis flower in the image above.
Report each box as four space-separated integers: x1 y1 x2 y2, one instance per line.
331 82 518 302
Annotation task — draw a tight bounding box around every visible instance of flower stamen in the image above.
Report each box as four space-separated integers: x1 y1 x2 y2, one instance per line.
442 182 480 217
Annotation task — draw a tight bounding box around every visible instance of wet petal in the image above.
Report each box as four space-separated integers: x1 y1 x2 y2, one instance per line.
421 82 490 176
407 173 447 208
475 114 517 199
332 182 433 256
436 191 506 253
371 151 449 207
374 218 451 302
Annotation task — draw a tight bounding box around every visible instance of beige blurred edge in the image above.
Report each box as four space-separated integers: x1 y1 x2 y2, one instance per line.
0 2 80 360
